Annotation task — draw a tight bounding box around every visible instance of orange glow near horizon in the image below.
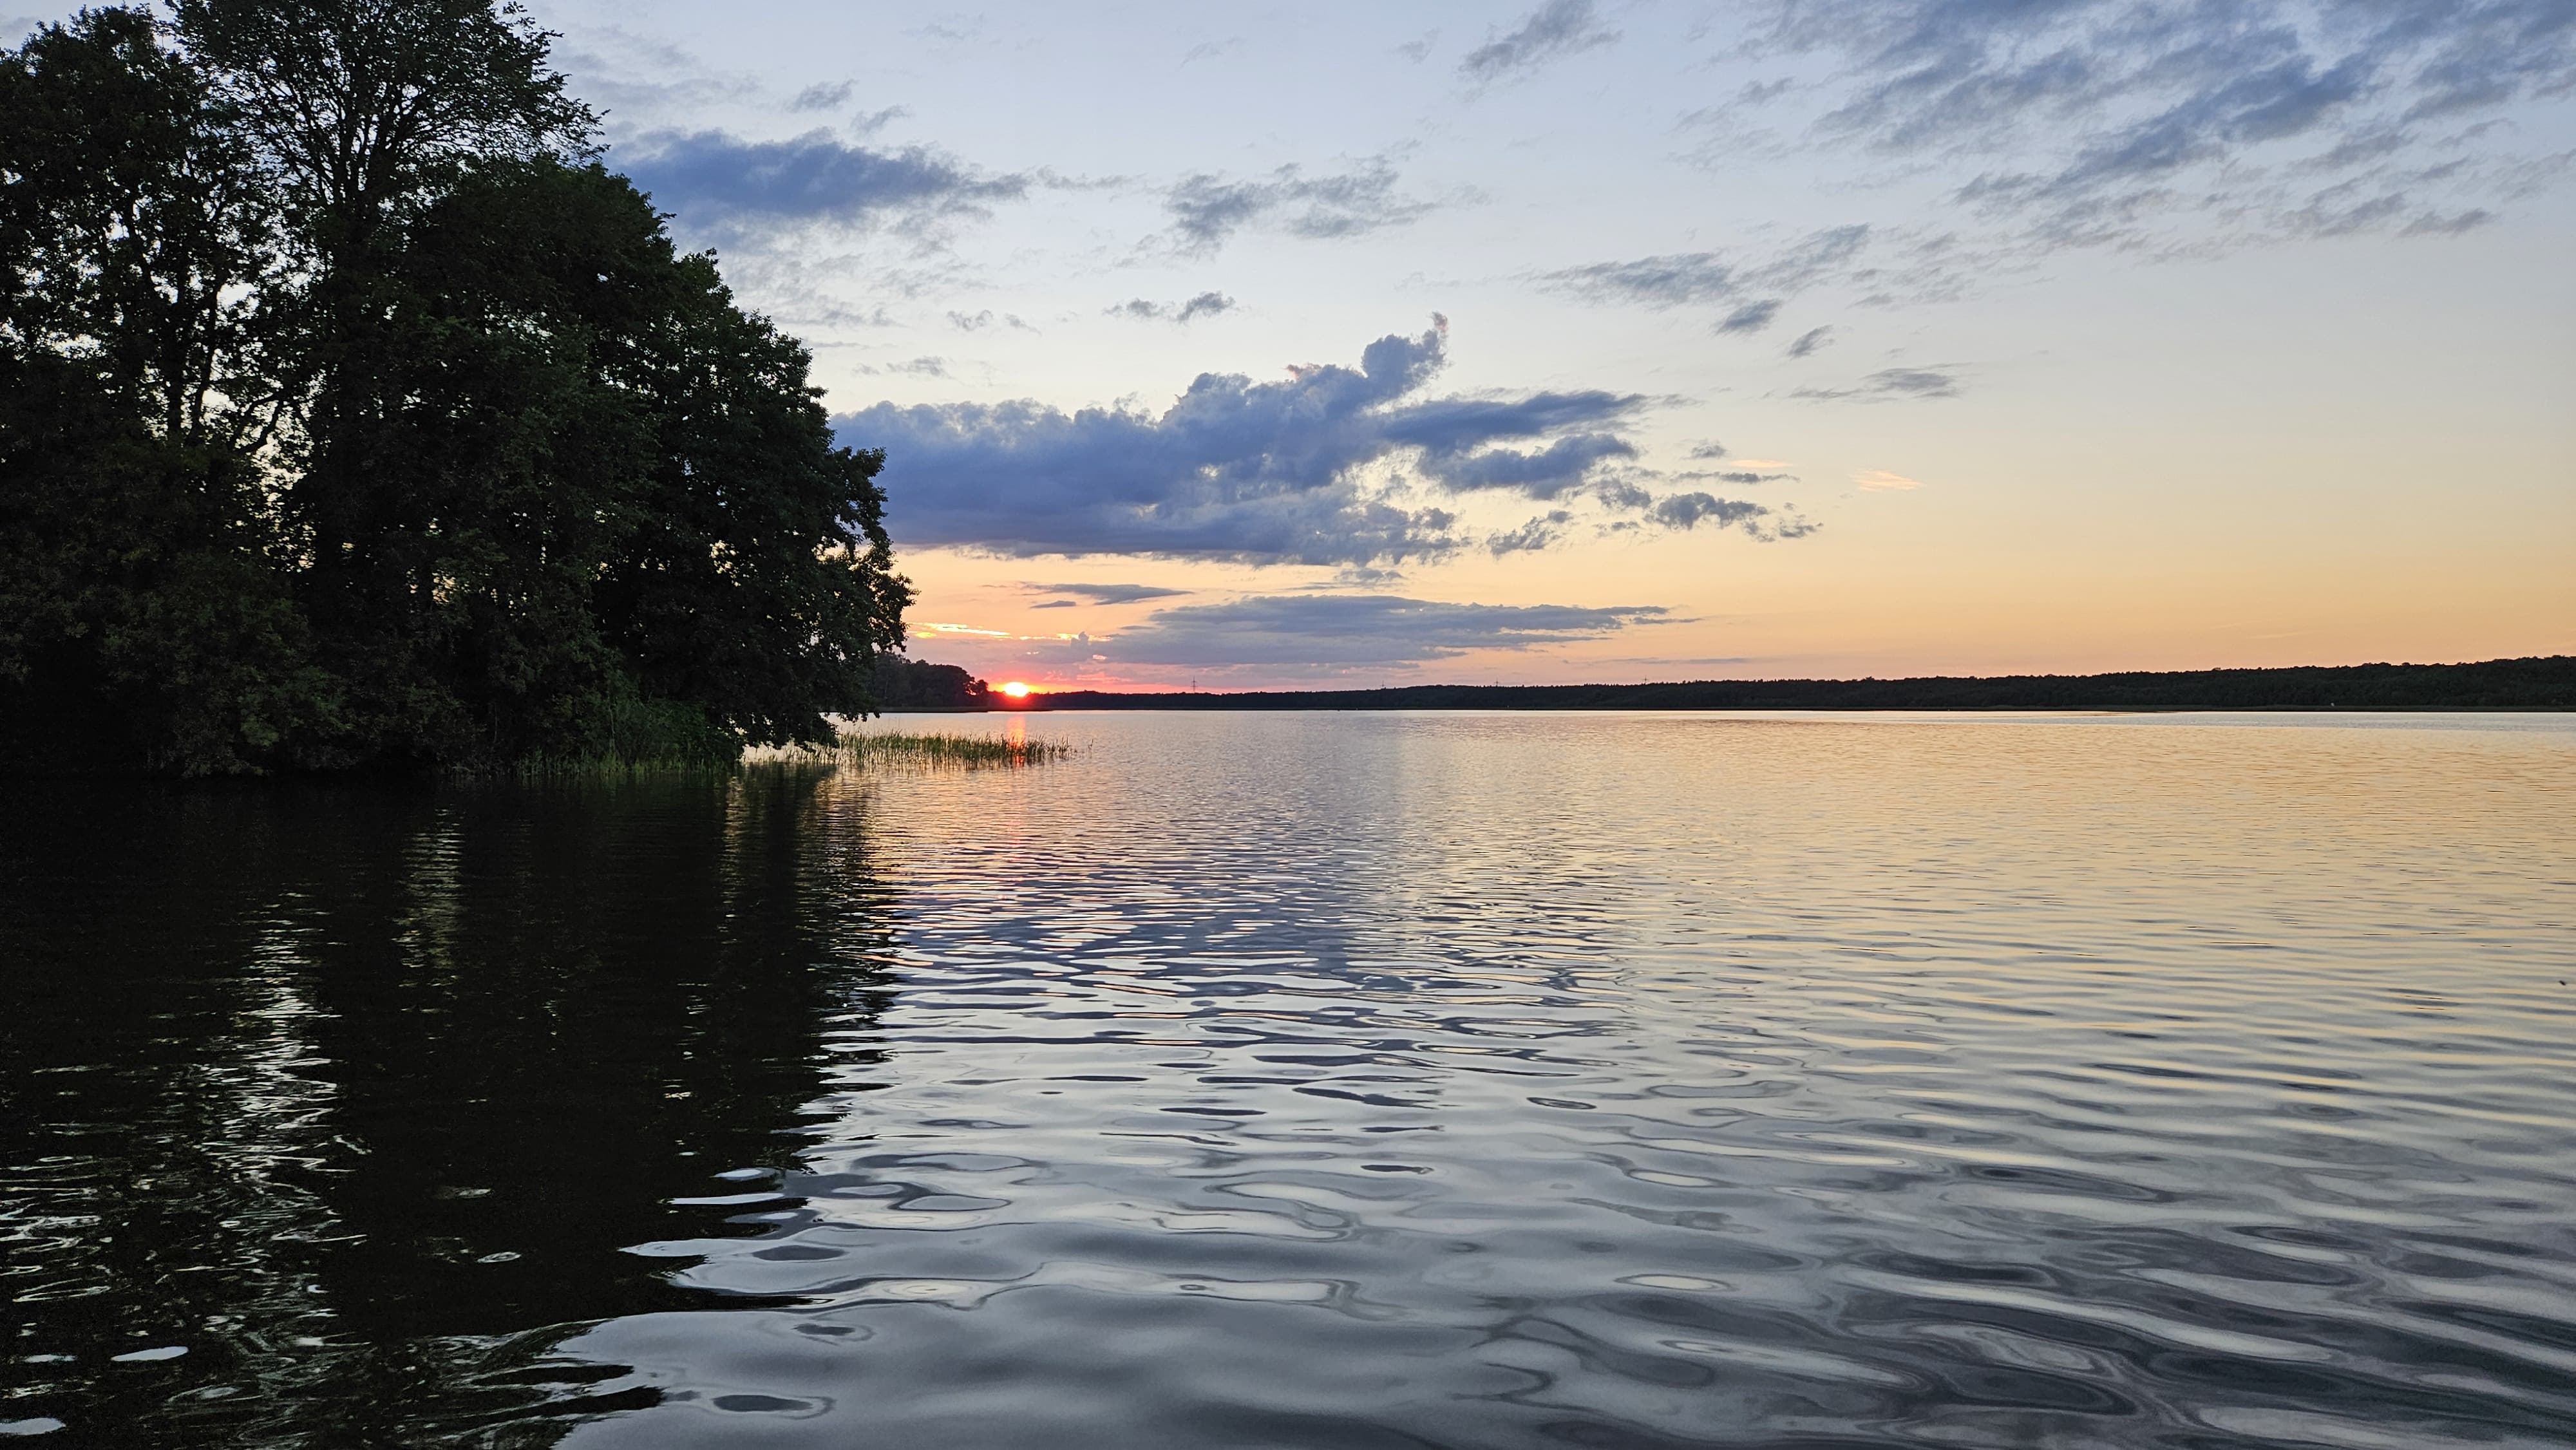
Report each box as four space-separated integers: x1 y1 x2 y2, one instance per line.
999 681 1032 699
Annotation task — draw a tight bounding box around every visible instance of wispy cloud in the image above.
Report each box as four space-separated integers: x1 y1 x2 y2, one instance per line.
947 310 1034 332
1162 160 1437 254
1717 299 1783 334
1537 226 1873 324
1461 0 1619 84
1854 469 1924 491
617 129 1025 234
1021 582 1195 605
1792 367 1962 401
788 80 853 112
1099 594 1670 668
853 356 950 378
1722 0 2576 252
1110 291 1238 323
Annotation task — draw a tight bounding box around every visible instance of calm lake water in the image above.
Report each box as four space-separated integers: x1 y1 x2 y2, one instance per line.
4 711 2573 1448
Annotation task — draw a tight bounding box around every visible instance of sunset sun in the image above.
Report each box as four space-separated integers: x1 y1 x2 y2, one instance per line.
999 681 1031 699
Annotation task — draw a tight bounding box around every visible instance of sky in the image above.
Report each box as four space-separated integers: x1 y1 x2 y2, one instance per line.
30 1 2575 688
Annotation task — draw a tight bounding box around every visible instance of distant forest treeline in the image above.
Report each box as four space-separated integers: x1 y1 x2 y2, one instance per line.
1029 656 2576 712
1 4 911 776
869 658 990 710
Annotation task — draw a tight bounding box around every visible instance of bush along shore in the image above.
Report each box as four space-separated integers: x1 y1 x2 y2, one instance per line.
1027 656 2576 713
1 4 912 777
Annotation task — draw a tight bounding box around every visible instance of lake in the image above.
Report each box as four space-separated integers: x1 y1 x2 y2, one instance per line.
3 711 2573 1448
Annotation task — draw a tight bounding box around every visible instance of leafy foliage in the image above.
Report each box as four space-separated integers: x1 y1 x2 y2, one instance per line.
1 5 912 773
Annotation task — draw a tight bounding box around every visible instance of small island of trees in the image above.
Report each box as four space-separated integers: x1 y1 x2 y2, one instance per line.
1 1 913 775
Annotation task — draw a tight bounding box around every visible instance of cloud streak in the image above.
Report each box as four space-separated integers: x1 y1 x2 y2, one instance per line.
1461 0 1619 83
1163 160 1435 254
1022 582 1195 605
616 129 1025 232
1111 291 1238 323
1792 367 1962 401
1537 226 1874 328
1097 594 1670 668
1728 0 2576 250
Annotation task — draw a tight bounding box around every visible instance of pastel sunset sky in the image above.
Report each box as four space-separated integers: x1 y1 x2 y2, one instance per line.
44 1 2574 688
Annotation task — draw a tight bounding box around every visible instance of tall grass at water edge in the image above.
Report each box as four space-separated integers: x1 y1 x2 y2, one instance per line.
513 728 1068 776
827 729 1071 767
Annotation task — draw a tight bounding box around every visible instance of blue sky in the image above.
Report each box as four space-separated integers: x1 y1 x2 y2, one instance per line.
29 1 2570 684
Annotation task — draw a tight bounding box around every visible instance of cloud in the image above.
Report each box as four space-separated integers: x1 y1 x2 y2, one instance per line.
2402 207 2495 236
1328 565 1408 588
1866 368 1957 397
1110 292 1238 323
947 310 1032 332
1729 0 2576 250
1854 469 1922 491
1717 299 1783 334
838 319 1708 565
788 80 853 112
1021 583 1195 605
856 356 949 377
1413 433 1638 498
1539 226 1875 315
1029 600 1077 609
1164 160 1435 254
1792 366 1961 400
1786 326 1835 357
1461 0 1618 83
1539 252 1737 308
616 129 1025 232
1097 594 1670 668
1489 511 1575 556
1650 493 1763 529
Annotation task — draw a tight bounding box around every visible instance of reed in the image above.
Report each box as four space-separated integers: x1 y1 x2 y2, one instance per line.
833 730 1070 767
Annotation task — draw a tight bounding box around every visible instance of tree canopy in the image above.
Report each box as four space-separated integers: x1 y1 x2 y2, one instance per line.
1 3 913 774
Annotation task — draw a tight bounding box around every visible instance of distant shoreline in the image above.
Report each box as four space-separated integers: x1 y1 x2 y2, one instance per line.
995 655 2575 713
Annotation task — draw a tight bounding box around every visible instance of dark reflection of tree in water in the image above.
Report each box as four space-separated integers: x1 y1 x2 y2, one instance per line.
0 768 896 1447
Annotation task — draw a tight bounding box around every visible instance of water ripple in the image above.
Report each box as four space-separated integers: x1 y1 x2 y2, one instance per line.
1 713 2570 1446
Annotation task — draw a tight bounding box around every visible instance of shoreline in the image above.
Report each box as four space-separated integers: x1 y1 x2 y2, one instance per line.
1000 655 2574 713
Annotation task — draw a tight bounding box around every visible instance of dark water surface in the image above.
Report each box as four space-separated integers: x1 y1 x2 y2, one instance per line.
4 711 2573 1448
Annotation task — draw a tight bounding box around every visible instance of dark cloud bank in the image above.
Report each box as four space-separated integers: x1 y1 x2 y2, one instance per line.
836 321 1812 565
